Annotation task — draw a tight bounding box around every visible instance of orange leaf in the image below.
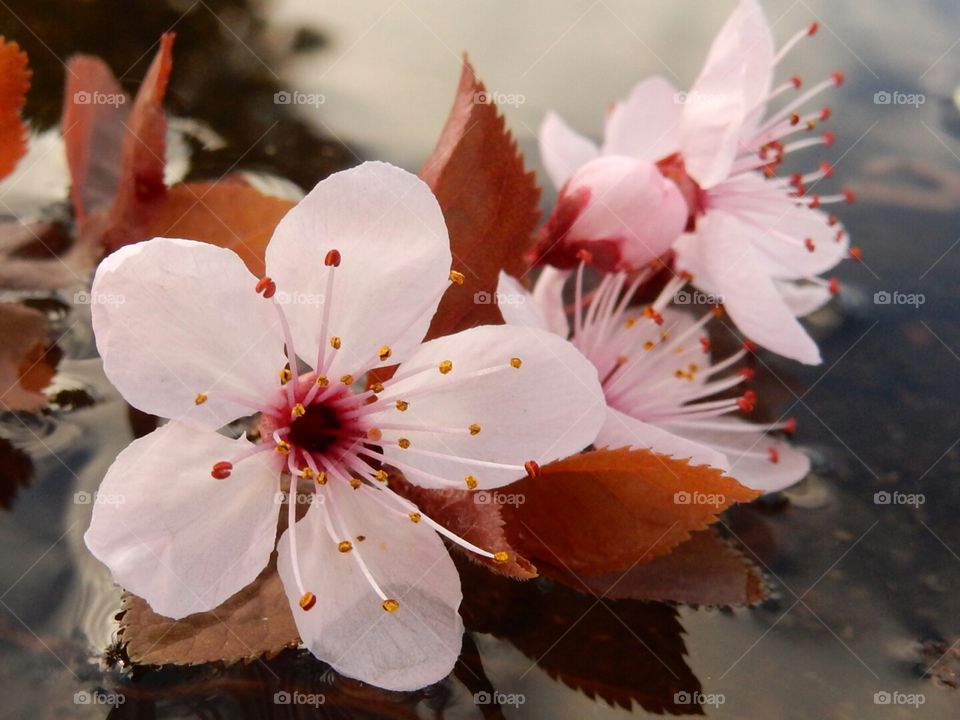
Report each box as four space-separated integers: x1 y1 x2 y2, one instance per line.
0 302 59 412
142 180 295 277
501 447 760 574
0 37 30 180
420 57 540 340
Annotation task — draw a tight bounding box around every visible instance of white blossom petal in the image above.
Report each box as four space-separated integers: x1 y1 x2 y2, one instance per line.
539 111 600 189
602 77 683 162
597 407 729 470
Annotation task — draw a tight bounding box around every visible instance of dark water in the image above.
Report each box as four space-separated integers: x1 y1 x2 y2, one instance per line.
1 0 959 717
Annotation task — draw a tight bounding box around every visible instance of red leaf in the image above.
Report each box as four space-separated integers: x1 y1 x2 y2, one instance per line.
419 57 540 340
0 37 30 180
0 302 59 411
543 529 768 606
390 473 536 580
501 447 760 574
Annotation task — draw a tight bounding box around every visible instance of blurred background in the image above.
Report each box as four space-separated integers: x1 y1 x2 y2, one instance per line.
1 0 959 717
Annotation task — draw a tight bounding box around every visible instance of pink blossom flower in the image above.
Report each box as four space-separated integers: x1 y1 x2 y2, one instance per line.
84 162 606 691
500 268 809 493
537 0 853 364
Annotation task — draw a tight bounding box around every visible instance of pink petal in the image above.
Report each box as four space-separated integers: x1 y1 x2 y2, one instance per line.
92 238 287 429
278 480 462 691
597 407 729 470
602 77 683 162
84 422 280 619
539 111 599 189
265 162 451 379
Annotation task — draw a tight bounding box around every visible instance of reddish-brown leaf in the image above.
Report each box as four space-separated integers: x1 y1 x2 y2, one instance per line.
420 57 540 340
0 37 30 180
501 447 760 575
542 528 768 606
141 180 295 277
0 302 58 411
119 556 300 666
100 33 174 254
390 472 537 580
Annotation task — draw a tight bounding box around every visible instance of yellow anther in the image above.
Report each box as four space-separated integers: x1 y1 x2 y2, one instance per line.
465 475 478 490
279 368 292 383
469 423 481 436
275 440 291 455
316 471 328 486
493 551 509 564
291 403 306 418
350 478 362 490
689 363 699 372
301 467 315 479
337 540 353 553
299 591 317 611
624 317 637 329
674 369 685 379
396 400 409 412
378 345 392 361
408 512 422 523
438 360 453 374
449 270 465 285
194 393 208 405
510 357 522 369
341 374 354 385
398 438 411 449
374 469 389 482
367 428 383 442
617 356 628 366
330 336 341 349
382 598 400 613
356 534 366 542
316 375 329 387
643 341 655 350
371 382 384 393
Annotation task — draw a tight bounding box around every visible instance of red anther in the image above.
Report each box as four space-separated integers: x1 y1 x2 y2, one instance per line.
700 336 712 352
790 172 803 187
524 460 541 478
679 270 693 282
792 182 807 196
820 106 832 121
737 390 758 413
804 238 816 252
832 71 844 87
809 195 821 209
712 305 724 317
737 367 756 380
575 248 594 264
324 249 342 267
791 75 803 89
255 277 276 299
827 214 839 226
790 113 801 126
643 307 664 325
848 246 863 261
759 144 770 160
828 276 840 295
771 141 785 153
819 161 834 177
842 188 856 204
768 447 780 464
784 417 798 435
762 163 779 178
211 461 233 479
835 229 846 242
808 21 819 36
822 131 836 148
742 340 759 353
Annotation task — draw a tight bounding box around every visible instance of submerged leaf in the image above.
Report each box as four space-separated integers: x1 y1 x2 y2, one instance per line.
0 37 30 181
502 447 760 574
0 302 58 411
420 57 540 340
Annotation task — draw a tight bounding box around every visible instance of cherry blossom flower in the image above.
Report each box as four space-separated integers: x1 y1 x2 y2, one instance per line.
84 162 606 691
499 268 809 493
536 0 853 364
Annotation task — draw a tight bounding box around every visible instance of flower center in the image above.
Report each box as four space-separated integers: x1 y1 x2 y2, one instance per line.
287 401 342 454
